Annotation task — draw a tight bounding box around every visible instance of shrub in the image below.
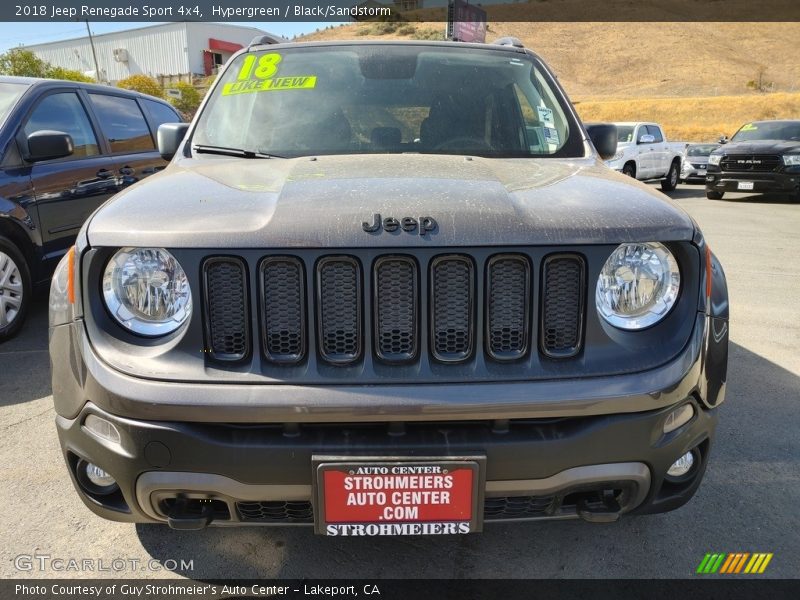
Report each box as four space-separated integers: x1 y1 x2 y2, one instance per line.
166 82 202 117
117 74 163 98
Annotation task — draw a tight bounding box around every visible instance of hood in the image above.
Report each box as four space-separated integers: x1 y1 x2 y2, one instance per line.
86 154 696 248
714 139 800 154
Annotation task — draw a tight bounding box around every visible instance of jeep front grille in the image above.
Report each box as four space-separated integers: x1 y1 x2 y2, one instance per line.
317 256 362 364
203 257 250 360
541 255 585 358
719 154 781 172
261 257 305 363
202 250 586 367
430 255 474 362
374 256 418 362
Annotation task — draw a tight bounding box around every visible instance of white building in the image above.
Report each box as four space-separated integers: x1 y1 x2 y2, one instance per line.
23 23 283 83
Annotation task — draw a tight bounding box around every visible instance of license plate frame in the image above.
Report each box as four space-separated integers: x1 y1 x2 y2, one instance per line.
737 181 755 190
312 455 486 536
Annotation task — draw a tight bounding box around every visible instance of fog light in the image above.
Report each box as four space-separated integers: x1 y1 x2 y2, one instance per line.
667 451 695 478
663 404 694 434
83 414 121 444
76 459 118 495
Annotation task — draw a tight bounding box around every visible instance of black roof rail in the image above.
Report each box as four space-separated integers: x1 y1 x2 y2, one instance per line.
492 36 525 48
249 34 285 47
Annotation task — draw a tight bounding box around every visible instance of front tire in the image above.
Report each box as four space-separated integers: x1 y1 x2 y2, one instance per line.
0 236 32 342
706 190 725 200
661 160 680 191
622 162 636 178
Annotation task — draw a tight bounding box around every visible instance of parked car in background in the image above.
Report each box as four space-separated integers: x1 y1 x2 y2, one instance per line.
680 143 720 184
605 122 685 191
0 76 182 341
705 120 800 200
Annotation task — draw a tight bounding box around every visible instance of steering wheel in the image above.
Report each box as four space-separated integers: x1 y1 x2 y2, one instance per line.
433 136 495 152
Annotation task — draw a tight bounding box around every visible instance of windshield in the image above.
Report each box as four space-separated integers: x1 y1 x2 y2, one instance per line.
686 144 719 157
0 82 28 127
193 44 583 158
731 121 800 142
616 126 635 143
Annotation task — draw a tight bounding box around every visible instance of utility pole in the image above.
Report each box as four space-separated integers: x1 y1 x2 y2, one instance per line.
85 20 101 82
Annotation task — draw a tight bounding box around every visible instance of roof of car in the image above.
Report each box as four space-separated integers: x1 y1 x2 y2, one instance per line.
0 75 172 104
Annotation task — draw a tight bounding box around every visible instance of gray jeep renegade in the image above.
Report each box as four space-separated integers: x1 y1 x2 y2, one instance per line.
48 39 729 535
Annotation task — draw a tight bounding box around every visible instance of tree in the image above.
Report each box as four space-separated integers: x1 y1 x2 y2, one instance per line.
46 66 94 83
116 74 163 98
167 82 202 117
0 48 93 82
0 48 49 77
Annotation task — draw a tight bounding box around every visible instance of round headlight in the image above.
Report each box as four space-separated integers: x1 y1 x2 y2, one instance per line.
596 242 680 330
102 247 192 337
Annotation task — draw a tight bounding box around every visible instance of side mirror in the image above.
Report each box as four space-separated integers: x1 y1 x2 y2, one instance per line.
157 123 190 161
26 130 73 161
638 134 655 144
718 136 728 144
585 123 618 160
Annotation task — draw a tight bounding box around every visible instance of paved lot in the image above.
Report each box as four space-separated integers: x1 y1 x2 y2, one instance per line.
1 185 798 580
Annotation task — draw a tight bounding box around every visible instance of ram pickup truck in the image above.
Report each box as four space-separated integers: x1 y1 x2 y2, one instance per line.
705 120 800 200
48 39 728 535
605 122 685 191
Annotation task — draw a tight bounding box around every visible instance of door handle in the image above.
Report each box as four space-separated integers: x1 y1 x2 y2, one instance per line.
96 169 114 179
119 166 135 176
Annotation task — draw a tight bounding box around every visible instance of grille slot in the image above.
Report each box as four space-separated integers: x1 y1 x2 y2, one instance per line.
541 254 585 358
486 254 530 360
316 256 362 364
374 256 418 362
236 500 313 523
720 154 781 172
483 495 556 520
203 257 250 360
430 255 475 362
261 257 305 363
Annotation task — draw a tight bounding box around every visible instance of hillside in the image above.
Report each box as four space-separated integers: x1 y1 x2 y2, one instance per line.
299 21 800 100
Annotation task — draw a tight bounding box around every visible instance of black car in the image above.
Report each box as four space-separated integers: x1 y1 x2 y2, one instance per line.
49 39 728 532
0 76 182 340
705 120 800 200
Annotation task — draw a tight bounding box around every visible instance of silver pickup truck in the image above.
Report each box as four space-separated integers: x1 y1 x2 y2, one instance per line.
605 122 686 191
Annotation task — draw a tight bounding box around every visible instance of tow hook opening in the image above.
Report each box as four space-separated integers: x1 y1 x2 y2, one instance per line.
571 489 624 523
162 496 229 530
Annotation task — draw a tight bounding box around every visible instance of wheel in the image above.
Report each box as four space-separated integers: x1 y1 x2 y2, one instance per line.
661 160 680 191
706 190 724 200
0 236 32 342
622 162 636 178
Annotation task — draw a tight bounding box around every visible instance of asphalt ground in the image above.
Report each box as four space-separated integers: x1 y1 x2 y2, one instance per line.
1 184 798 580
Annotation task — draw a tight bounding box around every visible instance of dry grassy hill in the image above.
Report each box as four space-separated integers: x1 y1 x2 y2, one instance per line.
300 21 800 100
299 19 800 141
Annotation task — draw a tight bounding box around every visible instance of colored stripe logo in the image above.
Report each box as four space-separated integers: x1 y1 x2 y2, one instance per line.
696 552 773 574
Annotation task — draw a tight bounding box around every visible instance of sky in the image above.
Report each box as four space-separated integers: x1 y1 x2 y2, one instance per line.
0 22 338 53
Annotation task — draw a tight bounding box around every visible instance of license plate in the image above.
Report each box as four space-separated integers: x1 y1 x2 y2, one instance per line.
738 181 755 190
313 456 484 536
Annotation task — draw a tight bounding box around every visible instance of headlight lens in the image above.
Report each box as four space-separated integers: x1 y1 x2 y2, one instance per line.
596 242 680 330
708 154 722 166
783 154 800 166
102 247 192 336
610 150 624 162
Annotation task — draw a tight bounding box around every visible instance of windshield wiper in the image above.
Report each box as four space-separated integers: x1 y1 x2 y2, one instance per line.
192 145 282 159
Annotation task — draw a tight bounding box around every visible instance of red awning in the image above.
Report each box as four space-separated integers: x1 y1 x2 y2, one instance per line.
208 38 243 53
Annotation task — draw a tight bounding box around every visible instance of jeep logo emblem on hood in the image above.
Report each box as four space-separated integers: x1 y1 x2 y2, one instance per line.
362 213 438 236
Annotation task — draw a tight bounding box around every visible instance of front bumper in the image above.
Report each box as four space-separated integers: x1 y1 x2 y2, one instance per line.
50 309 728 527
57 398 716 527
681 167 708 183
705 169 800 194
